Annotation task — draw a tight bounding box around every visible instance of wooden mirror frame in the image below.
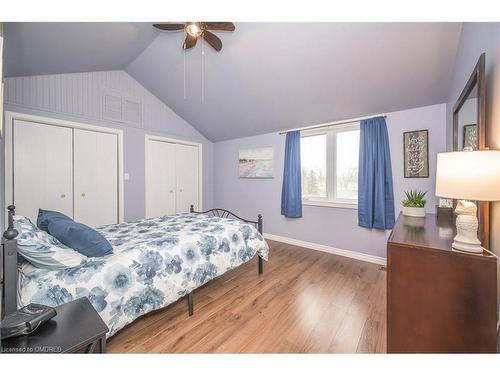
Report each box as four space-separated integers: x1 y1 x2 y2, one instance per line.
452 53 488 248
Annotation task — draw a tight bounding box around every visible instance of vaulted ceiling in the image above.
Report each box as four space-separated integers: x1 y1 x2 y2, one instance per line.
3 23 158 76
4 22 462 141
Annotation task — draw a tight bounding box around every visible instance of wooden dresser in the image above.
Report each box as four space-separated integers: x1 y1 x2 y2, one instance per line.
387 213 498 353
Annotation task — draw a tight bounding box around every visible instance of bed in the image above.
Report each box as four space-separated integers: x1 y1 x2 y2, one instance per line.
1 205 269 337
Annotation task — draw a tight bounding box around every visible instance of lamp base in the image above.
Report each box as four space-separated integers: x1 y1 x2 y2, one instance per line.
452 240 483 254
452 200 483 254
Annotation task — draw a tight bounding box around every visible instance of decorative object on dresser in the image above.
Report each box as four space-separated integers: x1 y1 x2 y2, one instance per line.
435 150 500 253
1 298 109 353
387 213 497 353
403 129 429 178
401 190 426 217
436 198 454 219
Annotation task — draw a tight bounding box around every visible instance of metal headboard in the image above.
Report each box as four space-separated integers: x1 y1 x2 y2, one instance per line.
1 205 19 318
189 205 263 234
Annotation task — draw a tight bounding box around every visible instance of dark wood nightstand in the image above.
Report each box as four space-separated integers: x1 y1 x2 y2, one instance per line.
1 297 109 353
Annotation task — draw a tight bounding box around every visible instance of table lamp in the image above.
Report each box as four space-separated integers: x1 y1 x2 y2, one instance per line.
435 150 500 253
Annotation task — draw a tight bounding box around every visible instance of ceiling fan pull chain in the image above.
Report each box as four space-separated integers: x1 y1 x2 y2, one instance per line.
183 48 187 100
201 37 205 104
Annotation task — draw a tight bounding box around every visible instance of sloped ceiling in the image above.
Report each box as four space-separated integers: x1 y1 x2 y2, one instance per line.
4 22 462 141
3 22 157 77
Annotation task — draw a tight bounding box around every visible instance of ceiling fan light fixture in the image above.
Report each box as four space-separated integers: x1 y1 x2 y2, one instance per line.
185 23 203 38
153 22 234 51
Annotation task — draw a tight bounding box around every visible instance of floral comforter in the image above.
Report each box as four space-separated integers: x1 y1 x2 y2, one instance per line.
19 213 269 337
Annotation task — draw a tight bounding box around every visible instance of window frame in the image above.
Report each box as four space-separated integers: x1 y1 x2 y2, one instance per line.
301 122 360 209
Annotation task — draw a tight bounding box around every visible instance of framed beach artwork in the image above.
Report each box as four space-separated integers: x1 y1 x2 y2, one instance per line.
238 147 274 178
403 129 429 178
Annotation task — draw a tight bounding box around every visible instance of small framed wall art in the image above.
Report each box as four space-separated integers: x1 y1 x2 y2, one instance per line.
462 124 478 151
403 129 429 178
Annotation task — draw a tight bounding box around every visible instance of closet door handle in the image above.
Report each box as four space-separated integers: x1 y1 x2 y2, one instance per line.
179 189 183 193
170 190 174 193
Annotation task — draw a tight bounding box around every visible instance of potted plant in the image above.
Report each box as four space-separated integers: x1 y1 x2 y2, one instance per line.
402 190 427 217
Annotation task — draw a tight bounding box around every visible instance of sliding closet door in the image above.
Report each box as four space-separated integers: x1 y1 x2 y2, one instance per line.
13 120 73 222
175 143 200 214
145 140 176 218
74 129 118 227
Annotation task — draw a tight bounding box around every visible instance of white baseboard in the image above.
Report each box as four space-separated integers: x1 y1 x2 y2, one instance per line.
263 233 387 266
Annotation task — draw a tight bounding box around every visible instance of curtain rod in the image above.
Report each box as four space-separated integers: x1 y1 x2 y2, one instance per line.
278 113 387 135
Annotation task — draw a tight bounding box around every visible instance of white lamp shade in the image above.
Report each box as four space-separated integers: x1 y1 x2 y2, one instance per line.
436 151 500 201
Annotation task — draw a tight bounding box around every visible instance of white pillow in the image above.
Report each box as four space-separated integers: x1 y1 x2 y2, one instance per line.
14 216 86 270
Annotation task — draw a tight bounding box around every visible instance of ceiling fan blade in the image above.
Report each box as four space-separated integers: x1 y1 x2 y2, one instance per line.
183 34 198 50
153 23 185 31
203 31 222 51
204 22 235 32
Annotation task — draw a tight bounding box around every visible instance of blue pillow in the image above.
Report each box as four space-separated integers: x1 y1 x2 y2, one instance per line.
38 209 113 257
37 209 72 232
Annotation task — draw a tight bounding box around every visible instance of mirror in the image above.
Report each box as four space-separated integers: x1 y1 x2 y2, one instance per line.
456 83 478 151
452 53 488 248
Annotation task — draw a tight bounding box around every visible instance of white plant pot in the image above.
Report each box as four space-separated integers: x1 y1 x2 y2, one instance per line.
402 207 426 217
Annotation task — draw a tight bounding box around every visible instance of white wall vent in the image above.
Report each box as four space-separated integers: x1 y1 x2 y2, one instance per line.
102 92 123 123
123 98 142 127
102 89 143 127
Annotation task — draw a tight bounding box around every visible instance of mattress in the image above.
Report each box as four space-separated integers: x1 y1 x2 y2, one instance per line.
19 213 269 337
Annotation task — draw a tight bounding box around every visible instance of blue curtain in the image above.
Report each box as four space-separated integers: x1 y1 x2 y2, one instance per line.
358 117 395 229
281 131 302 218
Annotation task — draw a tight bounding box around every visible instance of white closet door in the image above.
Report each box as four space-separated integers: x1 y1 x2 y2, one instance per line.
175 143 199 214
13 120 73 223
145 140 176 218
74 129 118 227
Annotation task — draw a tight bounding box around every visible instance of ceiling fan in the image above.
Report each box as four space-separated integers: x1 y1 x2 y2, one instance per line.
153 22 235 51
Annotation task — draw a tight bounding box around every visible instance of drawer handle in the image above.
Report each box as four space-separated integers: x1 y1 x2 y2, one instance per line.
81 193 86 197
60 194 66 198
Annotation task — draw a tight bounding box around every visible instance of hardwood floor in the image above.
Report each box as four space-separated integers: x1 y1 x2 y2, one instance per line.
107 240 387 353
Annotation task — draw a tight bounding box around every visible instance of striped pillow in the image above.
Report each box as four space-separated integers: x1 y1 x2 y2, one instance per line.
14 216 86 270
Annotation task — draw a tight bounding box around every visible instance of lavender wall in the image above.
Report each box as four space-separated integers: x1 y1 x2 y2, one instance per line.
1 70 214 226
446 23 500 310
214 104 447 258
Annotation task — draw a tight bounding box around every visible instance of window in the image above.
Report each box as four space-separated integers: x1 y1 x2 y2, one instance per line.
301 122 360 208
